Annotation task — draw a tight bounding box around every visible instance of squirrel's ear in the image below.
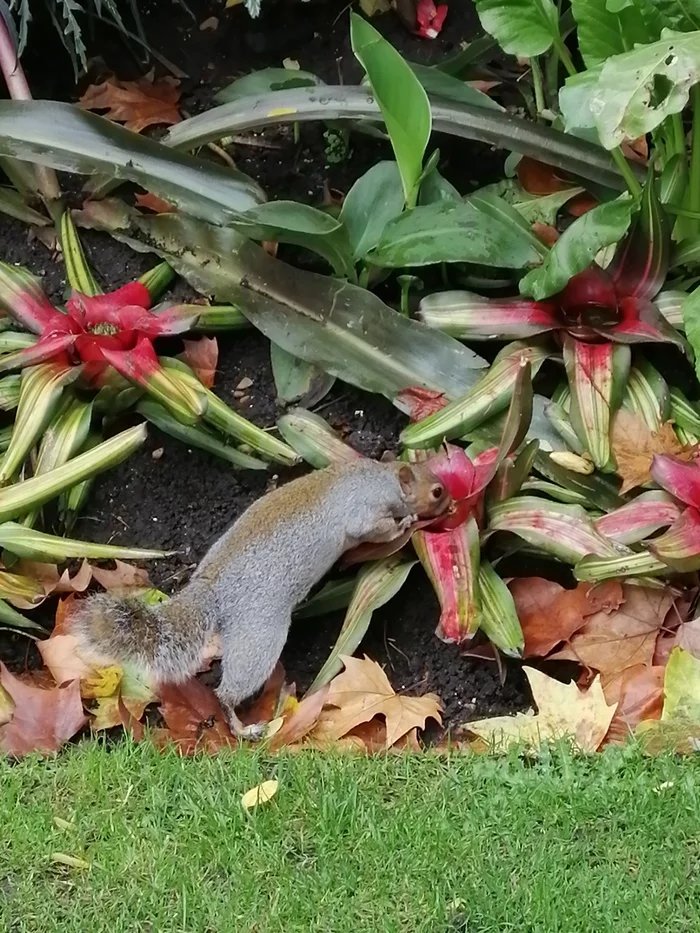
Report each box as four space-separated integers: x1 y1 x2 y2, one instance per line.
397 464 416 492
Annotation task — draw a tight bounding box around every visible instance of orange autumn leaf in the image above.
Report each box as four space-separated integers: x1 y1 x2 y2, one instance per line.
531 222 560 247
180 336 219 389
268 685 330 751
0 663 87 756
311 655 441 748
90 560 151 592
567 192 599 217
510 577 624 657
611 410 696 494
549 585 675 684
158 677 236 755
603 664 664 745
78 74 181 133
517 156 574 195
135 192 176 214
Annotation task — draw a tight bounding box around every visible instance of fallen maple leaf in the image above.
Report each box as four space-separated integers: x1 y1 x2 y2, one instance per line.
511 577 624 657
180 337 219 389
240 662 285 726
135 192 176 214
549 585 675 684
158 678 235 754
311 655 441 748
466 667 616 753
90 560 151 591
78 74 181 133
603 664 665 745
0 663 87 756
268 685 329 751
675 618 700 658
611 410 695 495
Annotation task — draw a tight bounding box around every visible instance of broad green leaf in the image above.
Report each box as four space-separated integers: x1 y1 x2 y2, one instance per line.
339 161 405 259
214 67 323 104
0 100 265 223
652 0 700 31
350 12 431 204
0 186 49 226
270 343 336 407
371 199 546 269
520 196 633 300
474 0 561 56
592 30 700 149
76 202 489 403
277 407 361 468
234 201 355 277
409 62 504 111
571 0 663 67
475 179 583 225
308 557 416 691
419 168 461 204
681 287 700 380
559 67 601 137
163 86 628 192
662 647 700 720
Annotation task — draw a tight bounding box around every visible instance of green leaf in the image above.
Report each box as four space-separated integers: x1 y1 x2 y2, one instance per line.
371 199 546 269
0 186 49 227
350 12 431 204
520 196 633 300
77 203 490 404
0 522 172 562
270 344 336 407
308 557 416 692
681 287 700 379
0 100 265 224
419 168 461 205
339 161 406 259
474 0 561 56
559 67 601 137
663 647 700 720
476 179 583 225
592 30 700 150
234 201 355 278
214 67 323 104
277 408 362 469
163 86 629 193
571 0 663 67
408 62 504 111
652 0 700 31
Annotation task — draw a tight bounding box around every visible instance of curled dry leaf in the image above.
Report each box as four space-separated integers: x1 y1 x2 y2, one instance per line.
135 192 176 214
549 585 675 684
611 410 695 495
466 667 616 753
603 664 665 745
180 337 219 389
311 655 441 748
90 561 151 591
267 685 329 751
0 663 87 756
531 222 559 247
241 780 279 809
78 74 182 133
395 386 448 421
510 577 625 657
18 559 92 597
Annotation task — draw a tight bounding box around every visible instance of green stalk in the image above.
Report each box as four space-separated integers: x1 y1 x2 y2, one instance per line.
611 148 643 199
551 32 576 78
0 521 173 562
530 57 546 118
139 262 176 301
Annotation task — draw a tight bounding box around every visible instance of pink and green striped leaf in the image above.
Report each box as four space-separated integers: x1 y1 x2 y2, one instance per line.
0 262 61 333
650 454 700 509
593 491 681 545
608 178 669 302
649 507 700 573
418 290 558 339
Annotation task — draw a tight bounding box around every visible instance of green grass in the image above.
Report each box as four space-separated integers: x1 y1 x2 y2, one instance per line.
2 741 700 933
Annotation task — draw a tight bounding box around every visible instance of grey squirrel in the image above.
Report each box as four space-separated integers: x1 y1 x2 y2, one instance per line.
72 458 452 738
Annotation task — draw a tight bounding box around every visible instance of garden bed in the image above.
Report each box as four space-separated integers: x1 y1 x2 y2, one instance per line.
0 0 530 728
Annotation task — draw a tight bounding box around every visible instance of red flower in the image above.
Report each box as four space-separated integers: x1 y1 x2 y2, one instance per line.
415 0 448 38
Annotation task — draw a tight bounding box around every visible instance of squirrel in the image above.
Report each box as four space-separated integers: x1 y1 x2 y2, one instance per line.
71 458 452 739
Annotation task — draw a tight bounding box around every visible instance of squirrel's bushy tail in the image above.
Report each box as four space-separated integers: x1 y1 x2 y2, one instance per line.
70 592 209 683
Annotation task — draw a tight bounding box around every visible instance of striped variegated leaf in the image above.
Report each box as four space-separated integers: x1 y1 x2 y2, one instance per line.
0 521 172 562
477 560 524 657
60 210 101 297
594 491 681 545
277 408 363 469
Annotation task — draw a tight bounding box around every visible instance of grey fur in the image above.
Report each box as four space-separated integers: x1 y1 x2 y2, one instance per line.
72 460 430 735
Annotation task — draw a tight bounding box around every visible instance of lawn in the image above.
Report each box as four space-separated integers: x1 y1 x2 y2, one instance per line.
2 741 699 933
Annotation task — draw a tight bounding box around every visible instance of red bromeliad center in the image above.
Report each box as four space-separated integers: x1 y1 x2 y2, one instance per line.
556 266 623 343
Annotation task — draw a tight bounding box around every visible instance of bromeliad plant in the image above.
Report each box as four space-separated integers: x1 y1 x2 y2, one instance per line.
0 236 298 529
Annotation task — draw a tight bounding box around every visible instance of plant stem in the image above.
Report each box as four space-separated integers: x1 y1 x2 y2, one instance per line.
530 57 546 118
0 16 61 204
611 147 643 199
687 85 700 237
671 112 686 158
552 35 576 78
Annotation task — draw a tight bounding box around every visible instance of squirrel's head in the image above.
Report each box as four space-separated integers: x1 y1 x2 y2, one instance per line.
396 463 452 520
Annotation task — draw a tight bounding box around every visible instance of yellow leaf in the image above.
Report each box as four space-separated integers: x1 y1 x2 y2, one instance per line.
225 0 243 7
360 0 391 14
312 655 442 748
611 410 695 495
241 780 279 809
0 682 13 726
53 817 75 831
50 853 89 869
81 665 123 699
265 717 285 738
466 667 617 753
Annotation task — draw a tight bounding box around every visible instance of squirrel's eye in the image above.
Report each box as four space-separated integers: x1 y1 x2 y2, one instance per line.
430 484 444 500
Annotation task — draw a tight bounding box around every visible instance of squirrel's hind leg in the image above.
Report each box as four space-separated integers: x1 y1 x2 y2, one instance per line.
216 610 291 742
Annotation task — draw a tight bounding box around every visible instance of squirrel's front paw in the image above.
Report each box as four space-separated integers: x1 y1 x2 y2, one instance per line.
398 514 418 532
238 721 267 742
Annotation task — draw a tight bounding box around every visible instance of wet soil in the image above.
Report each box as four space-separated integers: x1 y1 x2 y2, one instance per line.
0 0 530 726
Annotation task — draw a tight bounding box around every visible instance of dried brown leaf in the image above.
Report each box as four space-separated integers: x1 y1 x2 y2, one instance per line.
135 192 176 214
180 337 219 389
78 74 181 133
0 663 87 756
311 655 442 748
158 678 235 754
611 410 695 494
90 560 151 591
267 685 329 751
603 664 664 745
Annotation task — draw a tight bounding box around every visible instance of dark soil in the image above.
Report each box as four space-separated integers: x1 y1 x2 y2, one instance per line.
0 0 530 727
